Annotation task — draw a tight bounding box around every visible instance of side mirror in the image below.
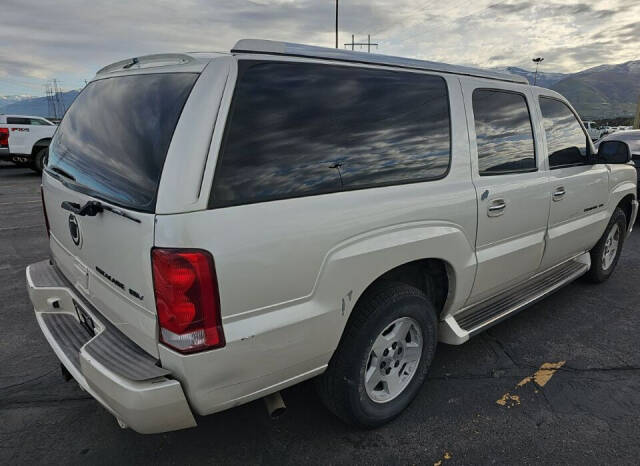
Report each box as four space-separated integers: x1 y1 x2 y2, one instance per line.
597 140 632 164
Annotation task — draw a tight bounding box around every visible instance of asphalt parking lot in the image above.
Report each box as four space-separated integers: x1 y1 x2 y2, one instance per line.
1 161 639 465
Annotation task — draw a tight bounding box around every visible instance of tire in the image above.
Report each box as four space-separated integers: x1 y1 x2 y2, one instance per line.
31 147 48 173
316 282 438 427
586 207 626 283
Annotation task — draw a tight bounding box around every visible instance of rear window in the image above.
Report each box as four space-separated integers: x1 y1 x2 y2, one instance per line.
211 61 450 207
7 117 31 125
47 73 198 212
472 89 536 175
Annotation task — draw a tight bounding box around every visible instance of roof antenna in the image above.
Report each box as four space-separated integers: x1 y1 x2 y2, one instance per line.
123 57 139 69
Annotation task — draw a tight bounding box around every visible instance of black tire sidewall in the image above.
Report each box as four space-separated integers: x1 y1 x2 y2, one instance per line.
32 148 47 173
589 208 626 282
344 285 437 427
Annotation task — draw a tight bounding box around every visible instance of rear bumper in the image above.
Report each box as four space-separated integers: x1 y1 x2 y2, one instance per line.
0 147 10 160
26 260 197 434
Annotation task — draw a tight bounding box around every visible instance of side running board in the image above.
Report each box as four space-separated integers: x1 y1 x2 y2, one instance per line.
454 256 589 336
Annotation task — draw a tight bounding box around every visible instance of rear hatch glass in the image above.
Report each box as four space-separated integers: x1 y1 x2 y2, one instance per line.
47 72 198 212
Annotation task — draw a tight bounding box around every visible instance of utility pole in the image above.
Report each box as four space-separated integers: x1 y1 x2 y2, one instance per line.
344 35 379 52
335 0 338 49
44 83 55 119
532 57 544 86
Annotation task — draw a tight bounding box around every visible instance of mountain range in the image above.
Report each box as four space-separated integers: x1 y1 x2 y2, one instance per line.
496 60 640 119
0 90 79 119
1 60 639 120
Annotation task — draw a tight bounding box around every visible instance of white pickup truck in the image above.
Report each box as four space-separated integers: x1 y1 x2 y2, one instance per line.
583 121 602 141
0 114 57 172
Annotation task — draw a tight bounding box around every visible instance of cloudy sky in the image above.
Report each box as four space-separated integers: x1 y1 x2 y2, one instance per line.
0 0 638 96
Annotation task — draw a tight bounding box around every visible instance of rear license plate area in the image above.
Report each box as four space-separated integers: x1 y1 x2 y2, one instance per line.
73 301 96 337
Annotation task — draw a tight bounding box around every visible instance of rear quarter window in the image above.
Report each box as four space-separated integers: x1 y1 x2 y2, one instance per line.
211 61 451 207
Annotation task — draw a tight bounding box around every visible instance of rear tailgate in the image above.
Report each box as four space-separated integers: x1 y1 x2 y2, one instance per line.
43 71 200 356
43 175 159 355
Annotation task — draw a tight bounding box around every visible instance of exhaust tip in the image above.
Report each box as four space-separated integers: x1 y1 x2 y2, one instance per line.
263 392 286 419
116 418 128 429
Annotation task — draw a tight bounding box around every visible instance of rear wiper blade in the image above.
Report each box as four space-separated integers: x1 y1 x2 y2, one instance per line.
61 199 141 224
49 166 76 182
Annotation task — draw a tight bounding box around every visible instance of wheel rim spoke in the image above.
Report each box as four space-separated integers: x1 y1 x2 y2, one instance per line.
602 224 620 270
365 365 382 392
403 343 421 363
364 316 423 404
384 373 402 396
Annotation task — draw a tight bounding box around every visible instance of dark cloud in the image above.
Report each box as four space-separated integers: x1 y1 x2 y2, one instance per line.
487 2 532 14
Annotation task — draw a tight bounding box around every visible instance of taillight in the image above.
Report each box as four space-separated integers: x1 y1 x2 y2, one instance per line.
0 127 8 148
151 248 225 353
40 185 50 237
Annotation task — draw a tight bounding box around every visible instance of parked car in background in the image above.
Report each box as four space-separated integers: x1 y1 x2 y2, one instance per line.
0 114 57 172
583 120 602 141
26 41 638 434
596 130 640 196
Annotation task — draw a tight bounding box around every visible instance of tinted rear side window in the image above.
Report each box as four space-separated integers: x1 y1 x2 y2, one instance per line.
47 73 198 212
473 89 536 175
539 97 589 168
7 117 30 125
211 61 450 207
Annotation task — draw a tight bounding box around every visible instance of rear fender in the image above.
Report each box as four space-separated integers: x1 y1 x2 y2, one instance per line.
313 221 476 350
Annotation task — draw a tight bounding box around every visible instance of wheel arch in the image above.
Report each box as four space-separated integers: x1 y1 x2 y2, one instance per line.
355 258 453 317
317 222 476 358
616 193 636 227
31 138 52 156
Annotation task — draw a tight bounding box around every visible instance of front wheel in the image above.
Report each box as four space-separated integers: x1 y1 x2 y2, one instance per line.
586 207 626 283
316 282 438 427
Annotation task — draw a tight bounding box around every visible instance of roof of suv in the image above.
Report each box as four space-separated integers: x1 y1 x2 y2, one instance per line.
94 39 528 85
231 39 529 84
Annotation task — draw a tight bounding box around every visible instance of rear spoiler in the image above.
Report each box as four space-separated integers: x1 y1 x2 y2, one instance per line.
96 54 195 76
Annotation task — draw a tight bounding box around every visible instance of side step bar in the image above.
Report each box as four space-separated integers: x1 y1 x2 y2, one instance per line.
441 255 590 343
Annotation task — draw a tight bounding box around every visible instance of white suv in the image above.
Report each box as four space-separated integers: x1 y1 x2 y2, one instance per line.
26 40 638 433
0 114 57 172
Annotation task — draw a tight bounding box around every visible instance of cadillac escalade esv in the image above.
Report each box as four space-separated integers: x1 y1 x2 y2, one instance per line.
26 40 638 433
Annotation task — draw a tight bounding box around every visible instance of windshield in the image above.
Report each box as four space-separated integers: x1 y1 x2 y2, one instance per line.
47 72 198 212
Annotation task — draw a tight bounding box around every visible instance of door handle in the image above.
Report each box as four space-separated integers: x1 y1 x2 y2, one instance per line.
488 199 506 217
553 187 566 201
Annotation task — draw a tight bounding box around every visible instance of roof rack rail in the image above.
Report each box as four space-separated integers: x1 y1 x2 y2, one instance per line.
231 39 528 85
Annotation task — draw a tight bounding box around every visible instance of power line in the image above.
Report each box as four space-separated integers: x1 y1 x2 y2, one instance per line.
344 34 379 52
44 79 67 119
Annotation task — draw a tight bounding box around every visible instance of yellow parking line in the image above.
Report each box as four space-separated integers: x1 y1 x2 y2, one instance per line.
497 361 565 407
433 451 452 466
